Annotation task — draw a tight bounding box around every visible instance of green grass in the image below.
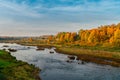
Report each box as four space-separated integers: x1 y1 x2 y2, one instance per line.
0 50 40 80
0 50 7 55
71 44 120 52
57 46 120 59
0 60 12 68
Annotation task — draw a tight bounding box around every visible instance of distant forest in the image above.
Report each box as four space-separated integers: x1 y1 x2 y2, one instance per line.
48 23 120 47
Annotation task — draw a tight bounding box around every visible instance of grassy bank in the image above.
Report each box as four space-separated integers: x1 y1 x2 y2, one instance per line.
55 46 120 67
0 50 41 80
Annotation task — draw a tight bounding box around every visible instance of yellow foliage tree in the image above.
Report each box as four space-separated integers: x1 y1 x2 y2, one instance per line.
113 29 120 46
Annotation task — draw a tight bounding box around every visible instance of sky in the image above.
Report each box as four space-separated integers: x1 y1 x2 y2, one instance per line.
0 0 120 36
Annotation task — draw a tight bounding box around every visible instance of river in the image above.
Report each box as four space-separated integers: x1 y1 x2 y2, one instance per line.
0 43 120 80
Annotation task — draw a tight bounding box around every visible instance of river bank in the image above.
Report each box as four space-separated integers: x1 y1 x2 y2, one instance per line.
18 42 120 67
55 47 120 67
0 50 41 80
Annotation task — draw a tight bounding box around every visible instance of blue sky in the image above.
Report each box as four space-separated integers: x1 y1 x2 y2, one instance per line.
0 0 120 36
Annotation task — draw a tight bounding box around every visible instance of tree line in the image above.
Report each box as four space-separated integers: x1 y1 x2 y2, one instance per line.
48 23 120 47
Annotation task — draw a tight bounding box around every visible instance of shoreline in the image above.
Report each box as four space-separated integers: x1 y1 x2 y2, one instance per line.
55 47 120 67
19 43 120 67
0 50 41 80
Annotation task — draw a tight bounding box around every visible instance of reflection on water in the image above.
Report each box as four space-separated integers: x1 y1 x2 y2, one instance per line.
0 43 120 80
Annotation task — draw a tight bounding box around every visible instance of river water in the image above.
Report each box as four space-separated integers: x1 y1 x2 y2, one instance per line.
0 43 120 80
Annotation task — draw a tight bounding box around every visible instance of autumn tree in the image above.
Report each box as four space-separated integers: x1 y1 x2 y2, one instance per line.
78 29 84 40
47 35 54 44
88 29 100 43
69 32 77 42
64 32 71 42
113 28 120 46
84 30 90 42
28 38 33 42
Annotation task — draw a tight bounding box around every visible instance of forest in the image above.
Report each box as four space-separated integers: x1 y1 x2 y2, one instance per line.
48 23 120 47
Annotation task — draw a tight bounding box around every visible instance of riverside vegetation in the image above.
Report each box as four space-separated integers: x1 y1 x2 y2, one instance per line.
16 23 120 67
0 50 40 80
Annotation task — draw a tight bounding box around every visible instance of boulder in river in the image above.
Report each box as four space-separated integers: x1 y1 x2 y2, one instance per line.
66 60 73 63
3 45 9 47
78 61 85 64
2 48 6 51
49 51 54 54
68 55 75 60
81 61 85 64
27 47 30 49
8 48 17 52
